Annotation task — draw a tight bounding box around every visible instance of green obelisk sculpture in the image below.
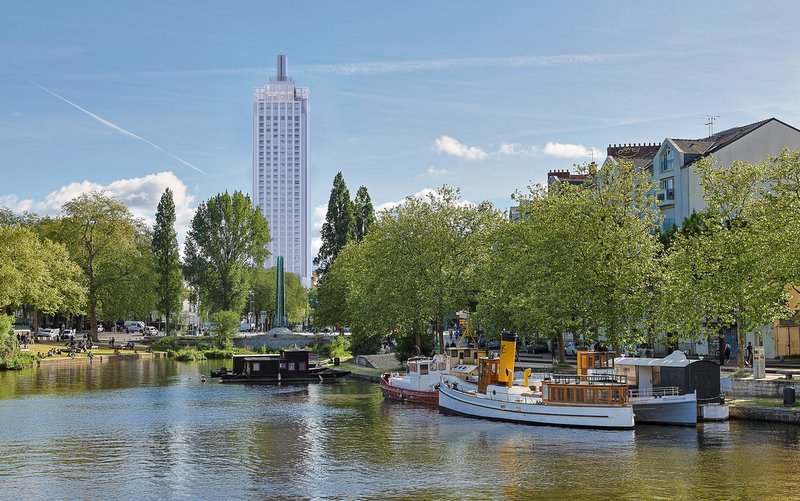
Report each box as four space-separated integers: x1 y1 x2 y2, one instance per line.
267 256 292 335
272 256 288 329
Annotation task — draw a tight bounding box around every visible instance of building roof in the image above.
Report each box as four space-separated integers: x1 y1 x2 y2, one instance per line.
670 118 790 159
614 350 691 368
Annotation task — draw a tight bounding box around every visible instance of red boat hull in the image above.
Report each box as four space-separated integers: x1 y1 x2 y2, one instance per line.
379 373 438 405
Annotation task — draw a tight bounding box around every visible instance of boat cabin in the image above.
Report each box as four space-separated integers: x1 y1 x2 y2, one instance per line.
232 350 312 378
446 346 485 369
614 351 722 403
407 356 447 376
577 350 617 380
477 356 500 393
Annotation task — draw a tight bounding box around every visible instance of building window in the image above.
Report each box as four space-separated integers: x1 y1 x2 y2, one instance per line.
658 178 675 201
660 148 674 172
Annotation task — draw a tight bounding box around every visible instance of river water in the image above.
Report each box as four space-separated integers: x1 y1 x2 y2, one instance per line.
0 359 798 500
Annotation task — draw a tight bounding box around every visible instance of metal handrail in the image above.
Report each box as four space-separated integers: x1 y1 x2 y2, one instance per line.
628 386 680 398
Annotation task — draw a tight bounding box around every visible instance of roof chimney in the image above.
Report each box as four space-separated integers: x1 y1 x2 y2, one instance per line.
277 54 287 81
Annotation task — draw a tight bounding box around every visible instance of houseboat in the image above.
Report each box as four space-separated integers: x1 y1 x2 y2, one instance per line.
614 350 726 424
438 332 634 429
219 350 350 384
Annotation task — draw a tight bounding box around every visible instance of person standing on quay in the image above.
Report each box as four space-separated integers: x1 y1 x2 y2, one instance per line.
746 342 754 367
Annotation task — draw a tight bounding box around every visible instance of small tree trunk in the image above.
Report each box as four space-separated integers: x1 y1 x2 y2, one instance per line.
557 332 565 365
735 312 745 369
166 312 171 336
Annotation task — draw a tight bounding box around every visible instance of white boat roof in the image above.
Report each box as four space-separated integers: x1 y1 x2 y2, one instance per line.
451 364 477 373
614 350 691 368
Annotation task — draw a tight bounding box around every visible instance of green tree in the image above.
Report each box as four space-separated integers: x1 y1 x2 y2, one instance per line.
49 192 152 339
184 191 270 313
335 186 504 358
480 161 661 362
151 188 184 335
250 267 308 328
315 172 354 275
0 225 86 337
352 185 375 243
661 156 789 367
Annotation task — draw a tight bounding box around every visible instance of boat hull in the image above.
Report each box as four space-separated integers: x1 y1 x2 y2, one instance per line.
438 385 634 430
219 369 350 384
379 374 438 404
630 393 698 426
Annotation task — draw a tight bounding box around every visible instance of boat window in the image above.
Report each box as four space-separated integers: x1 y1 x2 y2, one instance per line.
458 351 464 360
438 362 447 371
299 362 306 371
280 362 287 370
252 362 260 372
408 362 417 373
288 362 296 371
419 364 429 375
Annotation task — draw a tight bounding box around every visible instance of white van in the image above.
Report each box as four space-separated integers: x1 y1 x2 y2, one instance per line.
124 321 146 333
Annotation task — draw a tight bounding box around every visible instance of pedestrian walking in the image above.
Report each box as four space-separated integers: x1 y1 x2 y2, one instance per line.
746 342 754 367
724 343 731 364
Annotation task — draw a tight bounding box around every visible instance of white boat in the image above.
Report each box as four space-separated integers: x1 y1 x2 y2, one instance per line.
380 355 448 404
613 350 700 426
438 333 635 430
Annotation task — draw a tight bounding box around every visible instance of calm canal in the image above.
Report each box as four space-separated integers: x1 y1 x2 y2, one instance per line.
0 358 798 500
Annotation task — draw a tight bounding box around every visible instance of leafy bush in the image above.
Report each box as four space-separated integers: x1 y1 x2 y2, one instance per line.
0 351 39 370
210 311 240 348
329 335 351 358
394 332 435 362
169 349 207 361
151 337 180 352
349 332 383 356
202 348 235 359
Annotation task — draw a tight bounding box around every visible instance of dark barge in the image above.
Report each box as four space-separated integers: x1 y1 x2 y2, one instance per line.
218 350 350 384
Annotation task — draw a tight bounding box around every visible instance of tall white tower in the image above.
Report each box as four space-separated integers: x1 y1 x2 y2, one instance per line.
253 54 310 286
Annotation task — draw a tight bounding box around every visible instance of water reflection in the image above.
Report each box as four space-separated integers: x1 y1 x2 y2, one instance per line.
0 359 798 500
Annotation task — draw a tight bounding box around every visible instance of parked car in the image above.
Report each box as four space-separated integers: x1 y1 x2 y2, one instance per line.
60 329 75 340
525 339 550 354
144 326 158 336
564 342 589 357
486 339 500 350
37 327 56 339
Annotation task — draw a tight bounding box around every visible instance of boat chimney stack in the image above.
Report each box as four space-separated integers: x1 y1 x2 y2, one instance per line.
498 331 518 386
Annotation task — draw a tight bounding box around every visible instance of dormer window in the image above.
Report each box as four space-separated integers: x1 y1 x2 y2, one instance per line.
660 148 674 172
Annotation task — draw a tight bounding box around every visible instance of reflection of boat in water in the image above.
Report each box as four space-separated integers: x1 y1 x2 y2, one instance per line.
219 350 350 384
613 351 726 425
438 333 634 429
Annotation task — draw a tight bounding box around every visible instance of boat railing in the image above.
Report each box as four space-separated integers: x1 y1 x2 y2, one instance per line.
549 373 628 385
629 386 681 398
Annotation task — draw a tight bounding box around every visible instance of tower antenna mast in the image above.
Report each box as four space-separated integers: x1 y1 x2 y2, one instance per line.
703 114 719 137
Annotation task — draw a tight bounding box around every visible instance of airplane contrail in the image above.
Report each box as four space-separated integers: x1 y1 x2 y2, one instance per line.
31 81 207 176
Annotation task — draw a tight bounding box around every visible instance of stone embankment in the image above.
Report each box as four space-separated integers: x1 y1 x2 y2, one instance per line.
37 352 167 367
729 404 800 424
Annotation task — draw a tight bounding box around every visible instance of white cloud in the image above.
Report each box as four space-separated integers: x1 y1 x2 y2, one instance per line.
433 135 487 161
543 142 602 159
307 52 647 76
312 237 322 258
312 203 327 230
498 143 538 156
0 171 196 244
422 165 450 176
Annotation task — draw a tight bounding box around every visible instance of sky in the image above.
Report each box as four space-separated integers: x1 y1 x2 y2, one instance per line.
2 1 800 255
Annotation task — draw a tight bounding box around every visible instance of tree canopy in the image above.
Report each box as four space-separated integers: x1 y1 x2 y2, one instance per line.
315 172 354 275
183 191 270 313
152 188 184 335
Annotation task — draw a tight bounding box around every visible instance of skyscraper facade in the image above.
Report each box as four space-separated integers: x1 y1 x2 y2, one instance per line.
253 54 310 286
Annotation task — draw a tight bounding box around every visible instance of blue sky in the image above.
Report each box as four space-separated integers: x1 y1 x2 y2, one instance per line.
2 1 799 251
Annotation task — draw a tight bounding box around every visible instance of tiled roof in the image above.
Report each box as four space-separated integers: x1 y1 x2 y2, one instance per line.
670 118 775 155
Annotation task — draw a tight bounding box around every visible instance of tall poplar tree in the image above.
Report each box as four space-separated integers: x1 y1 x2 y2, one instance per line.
183 191 270 313
151 188 184 335
352 185 375 243
315 172 354 275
